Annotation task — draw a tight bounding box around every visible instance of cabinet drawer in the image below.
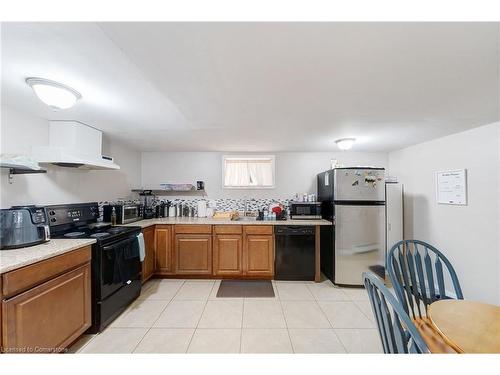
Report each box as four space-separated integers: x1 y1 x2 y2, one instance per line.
2 263 91 352
214 225 242 235
244 225 273 235
175 224 212 234
2 246 91 298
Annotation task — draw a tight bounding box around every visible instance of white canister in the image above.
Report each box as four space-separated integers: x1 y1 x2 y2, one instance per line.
197 200 207 218
206 207 214 218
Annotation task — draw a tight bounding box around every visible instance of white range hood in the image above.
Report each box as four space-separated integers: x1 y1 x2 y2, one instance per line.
32 121 120 170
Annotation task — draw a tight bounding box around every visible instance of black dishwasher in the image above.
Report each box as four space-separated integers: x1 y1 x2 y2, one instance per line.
274 226 316 281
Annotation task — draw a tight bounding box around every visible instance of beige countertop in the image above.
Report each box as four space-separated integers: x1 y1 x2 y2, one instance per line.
0 238 96 274
0 218 330 274
120 217 331 228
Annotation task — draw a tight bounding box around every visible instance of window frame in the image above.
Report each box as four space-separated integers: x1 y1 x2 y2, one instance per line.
222 154 276 190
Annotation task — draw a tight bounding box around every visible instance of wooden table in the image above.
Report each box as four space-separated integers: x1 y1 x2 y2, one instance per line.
428 300 500 353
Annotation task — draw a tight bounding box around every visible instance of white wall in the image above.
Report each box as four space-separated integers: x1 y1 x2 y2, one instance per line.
0 106 141 207
141 151 388 199
388 122 500 305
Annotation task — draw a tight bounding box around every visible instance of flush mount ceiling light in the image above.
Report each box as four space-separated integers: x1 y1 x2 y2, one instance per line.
26 77 81 110
335 138 356 150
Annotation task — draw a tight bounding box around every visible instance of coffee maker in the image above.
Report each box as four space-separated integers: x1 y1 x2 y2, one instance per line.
139 191 155 219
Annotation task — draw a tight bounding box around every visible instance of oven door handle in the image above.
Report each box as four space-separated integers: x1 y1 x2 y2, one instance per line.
102 236 137 252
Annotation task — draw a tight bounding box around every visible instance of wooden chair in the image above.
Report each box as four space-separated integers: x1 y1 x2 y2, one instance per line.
386 240 463 353
363 272 430 353
387 240 463 320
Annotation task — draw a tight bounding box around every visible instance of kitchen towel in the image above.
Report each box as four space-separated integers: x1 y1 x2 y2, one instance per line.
137 232 145 262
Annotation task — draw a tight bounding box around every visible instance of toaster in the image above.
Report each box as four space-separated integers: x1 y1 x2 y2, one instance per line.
0 206 50 250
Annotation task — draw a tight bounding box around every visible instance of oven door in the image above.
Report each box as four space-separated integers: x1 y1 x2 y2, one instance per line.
98 236 141 301
122 205 140 224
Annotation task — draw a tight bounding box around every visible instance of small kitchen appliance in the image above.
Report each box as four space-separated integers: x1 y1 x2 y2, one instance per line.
103 203 142 224
0 206 50 249
139 190 155 219
289 202 322 220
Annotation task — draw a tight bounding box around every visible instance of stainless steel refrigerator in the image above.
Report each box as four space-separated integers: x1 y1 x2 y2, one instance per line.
317 167 386 286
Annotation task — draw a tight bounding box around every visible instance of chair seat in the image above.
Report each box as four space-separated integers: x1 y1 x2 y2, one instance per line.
413 317 458 354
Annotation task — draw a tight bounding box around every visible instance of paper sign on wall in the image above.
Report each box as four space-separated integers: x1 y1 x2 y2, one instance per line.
436 169 467 205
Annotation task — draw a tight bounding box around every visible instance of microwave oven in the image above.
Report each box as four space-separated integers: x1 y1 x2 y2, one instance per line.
289 202 322 220
103 204 142 224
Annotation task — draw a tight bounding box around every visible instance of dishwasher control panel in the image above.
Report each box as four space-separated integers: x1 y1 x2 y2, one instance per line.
275 226 316 235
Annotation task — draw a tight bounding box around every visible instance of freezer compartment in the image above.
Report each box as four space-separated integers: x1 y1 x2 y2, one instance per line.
333 168 385 202
334 204 386 286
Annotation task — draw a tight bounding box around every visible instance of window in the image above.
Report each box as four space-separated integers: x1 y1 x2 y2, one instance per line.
223 155 275 189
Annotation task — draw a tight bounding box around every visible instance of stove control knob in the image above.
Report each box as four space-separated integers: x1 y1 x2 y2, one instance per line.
49 210 55 216
50 218 57 223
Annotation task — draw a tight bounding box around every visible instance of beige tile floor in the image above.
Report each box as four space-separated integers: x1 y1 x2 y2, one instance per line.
71 278 382 354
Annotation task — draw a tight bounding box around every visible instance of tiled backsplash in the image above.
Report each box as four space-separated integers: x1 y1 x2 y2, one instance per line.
98 197 295 218
168 198 293 211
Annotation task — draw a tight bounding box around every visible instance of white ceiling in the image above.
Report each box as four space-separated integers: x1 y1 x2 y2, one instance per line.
2 22 499 152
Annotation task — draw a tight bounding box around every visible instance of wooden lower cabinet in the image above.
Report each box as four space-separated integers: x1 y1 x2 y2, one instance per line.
2 262 91 353
243 234 274 277
141 224 276 279
175 234 212 275
141 226 156 282
155 225 173 274
213 234 243 276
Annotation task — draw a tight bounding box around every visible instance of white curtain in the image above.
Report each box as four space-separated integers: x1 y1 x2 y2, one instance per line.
224 158 273 187
224 160 250 186
248 161 273 186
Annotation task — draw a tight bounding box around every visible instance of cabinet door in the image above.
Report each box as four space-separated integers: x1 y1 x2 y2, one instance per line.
2 263 91 352
141 226 156 282
213 234 243 276
175 234 212 275
155 225 173 274
244 235 274 277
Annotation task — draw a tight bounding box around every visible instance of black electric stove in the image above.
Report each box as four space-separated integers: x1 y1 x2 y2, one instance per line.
51 222 140 243
47 202 143 333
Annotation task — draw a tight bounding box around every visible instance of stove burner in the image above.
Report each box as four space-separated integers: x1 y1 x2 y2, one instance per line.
90 232 111 238
64 232 86 238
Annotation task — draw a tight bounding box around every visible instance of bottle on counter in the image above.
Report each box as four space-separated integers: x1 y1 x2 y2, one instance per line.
111 207 117 226
263 209 269 221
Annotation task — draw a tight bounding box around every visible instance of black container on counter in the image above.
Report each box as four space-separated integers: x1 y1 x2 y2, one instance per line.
155 202 164 218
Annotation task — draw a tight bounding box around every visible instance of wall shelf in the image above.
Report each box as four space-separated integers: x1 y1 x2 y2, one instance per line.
1 166 47 184
1 156 47 184
7 167 47 175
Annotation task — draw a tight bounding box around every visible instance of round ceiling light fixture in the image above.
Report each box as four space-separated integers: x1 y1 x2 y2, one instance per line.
335 137 356 150
26 77 81 110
